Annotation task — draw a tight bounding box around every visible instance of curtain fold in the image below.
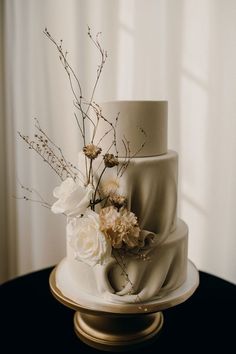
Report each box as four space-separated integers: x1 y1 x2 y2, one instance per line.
0 0 8 283
1 0 236 284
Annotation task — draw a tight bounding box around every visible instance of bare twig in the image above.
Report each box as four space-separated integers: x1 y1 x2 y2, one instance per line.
86 27 107 118
15 179 52 209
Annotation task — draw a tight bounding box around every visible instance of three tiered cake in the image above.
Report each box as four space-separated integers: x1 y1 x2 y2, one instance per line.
55 101 188 305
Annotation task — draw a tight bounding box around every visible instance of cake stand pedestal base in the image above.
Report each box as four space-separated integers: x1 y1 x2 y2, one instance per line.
49 260 199 351
73 311 164 351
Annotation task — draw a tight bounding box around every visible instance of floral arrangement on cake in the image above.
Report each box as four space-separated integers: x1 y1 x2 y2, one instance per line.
18 28 150 274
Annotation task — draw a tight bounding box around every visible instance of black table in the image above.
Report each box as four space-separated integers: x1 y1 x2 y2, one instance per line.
0 267 235 353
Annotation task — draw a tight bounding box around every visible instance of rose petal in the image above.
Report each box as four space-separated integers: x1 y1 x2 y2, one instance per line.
67 210 112 267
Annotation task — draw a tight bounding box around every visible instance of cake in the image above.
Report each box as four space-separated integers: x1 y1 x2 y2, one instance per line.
54 100 188 304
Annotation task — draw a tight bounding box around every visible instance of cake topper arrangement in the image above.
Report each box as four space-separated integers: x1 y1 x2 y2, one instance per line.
18 28 154 301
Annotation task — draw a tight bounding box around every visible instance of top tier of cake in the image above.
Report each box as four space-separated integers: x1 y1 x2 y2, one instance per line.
96 101 168 157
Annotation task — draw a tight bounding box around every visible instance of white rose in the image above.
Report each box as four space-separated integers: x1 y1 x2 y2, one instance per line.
51 177 94 217
67 210 112 267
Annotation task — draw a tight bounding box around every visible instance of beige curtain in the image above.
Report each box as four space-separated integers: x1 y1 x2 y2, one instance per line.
1 0 236 284
0 0 8 283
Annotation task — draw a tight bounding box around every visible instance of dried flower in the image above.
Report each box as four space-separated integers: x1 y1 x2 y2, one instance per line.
109 193 127 209
103 153 119 168
83 143 102 160
99 206 141 249
101 177 120 196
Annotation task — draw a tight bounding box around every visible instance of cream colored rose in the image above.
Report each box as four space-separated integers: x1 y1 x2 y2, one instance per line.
67 210 112 267
51 177 94 217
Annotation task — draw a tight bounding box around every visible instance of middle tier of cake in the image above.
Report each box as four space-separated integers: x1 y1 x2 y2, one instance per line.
96 150 178 245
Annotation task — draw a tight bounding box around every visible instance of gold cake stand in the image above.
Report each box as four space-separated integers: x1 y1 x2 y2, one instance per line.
49 260 199 351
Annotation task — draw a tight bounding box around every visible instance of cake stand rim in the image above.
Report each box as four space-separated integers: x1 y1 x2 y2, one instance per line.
49 259 199 316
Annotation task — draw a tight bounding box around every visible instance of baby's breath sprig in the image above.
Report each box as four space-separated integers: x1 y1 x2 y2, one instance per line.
18 119 82 183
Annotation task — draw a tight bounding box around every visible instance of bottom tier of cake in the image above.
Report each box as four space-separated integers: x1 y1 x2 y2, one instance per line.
56 219 188 304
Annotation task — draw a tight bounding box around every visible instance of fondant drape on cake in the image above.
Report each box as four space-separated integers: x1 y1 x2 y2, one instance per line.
58 219 188 304
100 151 178 245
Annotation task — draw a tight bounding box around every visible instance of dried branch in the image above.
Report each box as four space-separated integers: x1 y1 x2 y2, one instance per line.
86 27 108 117
117 127 147 177
44 28 89 179
15 179 52 210
44 28 83 105
44 28 108 183
92 166 107 209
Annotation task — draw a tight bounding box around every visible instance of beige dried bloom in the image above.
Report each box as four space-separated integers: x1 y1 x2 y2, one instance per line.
101 178 120 197
103 153 119 168
109 193 127 209
83 144 102 159
99 206 141 249
100 206 119 228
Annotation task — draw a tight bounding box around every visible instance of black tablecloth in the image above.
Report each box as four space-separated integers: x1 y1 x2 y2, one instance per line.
0 267 235 353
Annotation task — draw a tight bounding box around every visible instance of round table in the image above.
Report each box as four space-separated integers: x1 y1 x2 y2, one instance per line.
0 267 235 353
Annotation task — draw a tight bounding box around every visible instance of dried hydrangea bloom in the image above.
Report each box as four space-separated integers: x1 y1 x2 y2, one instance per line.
83 143 102 159
109 193 127 209
103 153 119 168
99 206 141 249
